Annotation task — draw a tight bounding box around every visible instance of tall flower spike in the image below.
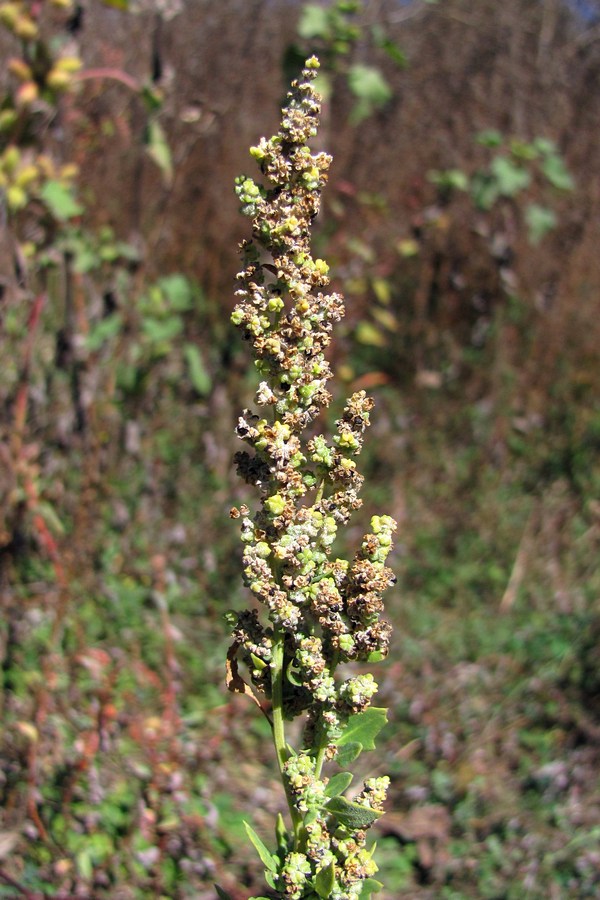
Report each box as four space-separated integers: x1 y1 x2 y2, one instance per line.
228 57 397 900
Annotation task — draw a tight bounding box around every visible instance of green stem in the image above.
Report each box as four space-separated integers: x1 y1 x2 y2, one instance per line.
271 628 302 838
314 744 327 780
315 477 325 504
313 648 339 781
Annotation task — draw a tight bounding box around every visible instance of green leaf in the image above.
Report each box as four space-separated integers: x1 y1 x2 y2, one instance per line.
102 0 129 7
159 274 194 311
314 861 336 898
215 886 234 900
355 321 387 347
75 849 93 881
298 4 330 40
325 772 353 798
338 708 388 752
142 316 183 343
348 64 392 106
184 343 212 396
264 870 278 890
336 741 362 768
540 154 574 191
145 119 173 185
476 129 503 148
39 181 83 221
141 84 164 114
37 501 65 536
490 156 531 197
244 822 278 873
359 878 384 898
371 25 407 67
85 313 123 351
275 812 289 851
533 136 557 156
509 138 539 161
525 203 557 244
325 796 383 830
428 168 469 192
250 652 267 671
470 172 499 210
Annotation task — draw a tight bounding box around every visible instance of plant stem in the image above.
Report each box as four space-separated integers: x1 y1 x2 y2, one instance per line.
271 628 302 838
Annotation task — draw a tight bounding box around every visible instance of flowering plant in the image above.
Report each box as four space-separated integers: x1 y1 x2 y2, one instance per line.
223 57 397 900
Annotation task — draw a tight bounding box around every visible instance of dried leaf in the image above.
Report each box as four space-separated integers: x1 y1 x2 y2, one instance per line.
226 644 266 714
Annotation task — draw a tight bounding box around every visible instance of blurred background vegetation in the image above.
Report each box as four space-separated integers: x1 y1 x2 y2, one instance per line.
0 1 599 897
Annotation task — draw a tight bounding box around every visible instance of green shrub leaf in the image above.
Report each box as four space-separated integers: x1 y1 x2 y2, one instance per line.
338 708 388 752
525 203 557 244
39 181 83 221
142 316 183 343
325 796 383 830
298 4 330 39
348 64 392 106
325 772 353 797
490 156 531 196
314 861 336 898
184 343 212 396
85 313 123 351
159 274 194 311
359 877 384 898
243 822 278 873
541 154 575 191
336 741 362 767
145 120 173 185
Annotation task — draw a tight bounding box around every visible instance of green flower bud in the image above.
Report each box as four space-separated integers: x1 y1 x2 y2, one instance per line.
265 494 286 516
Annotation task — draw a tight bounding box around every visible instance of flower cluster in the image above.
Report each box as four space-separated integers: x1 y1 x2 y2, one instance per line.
228 57 397 900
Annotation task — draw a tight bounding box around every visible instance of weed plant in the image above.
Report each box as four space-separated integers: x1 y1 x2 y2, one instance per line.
222 58 397 900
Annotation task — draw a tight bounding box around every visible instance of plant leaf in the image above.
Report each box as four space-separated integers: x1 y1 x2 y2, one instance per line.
275 812 289 851
347 64 392 106
359 878 384 898
264 870 278 890
325 796 383 830
184 343 212 396
490 156 530 197
371 25 407 67
215 886 234 900
355 321 387 347
298 4 330 40
325 772 353 798
159 274 194 311
525 203 557 244
314 860 336 898
338 708 388 752
243 822 278 873
142 316 183 343
145 119 173 185
540 154 574 191
336 741 362 768
39 181 83 221
85 313 123 351
470 171 500 210
476 129 503 147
